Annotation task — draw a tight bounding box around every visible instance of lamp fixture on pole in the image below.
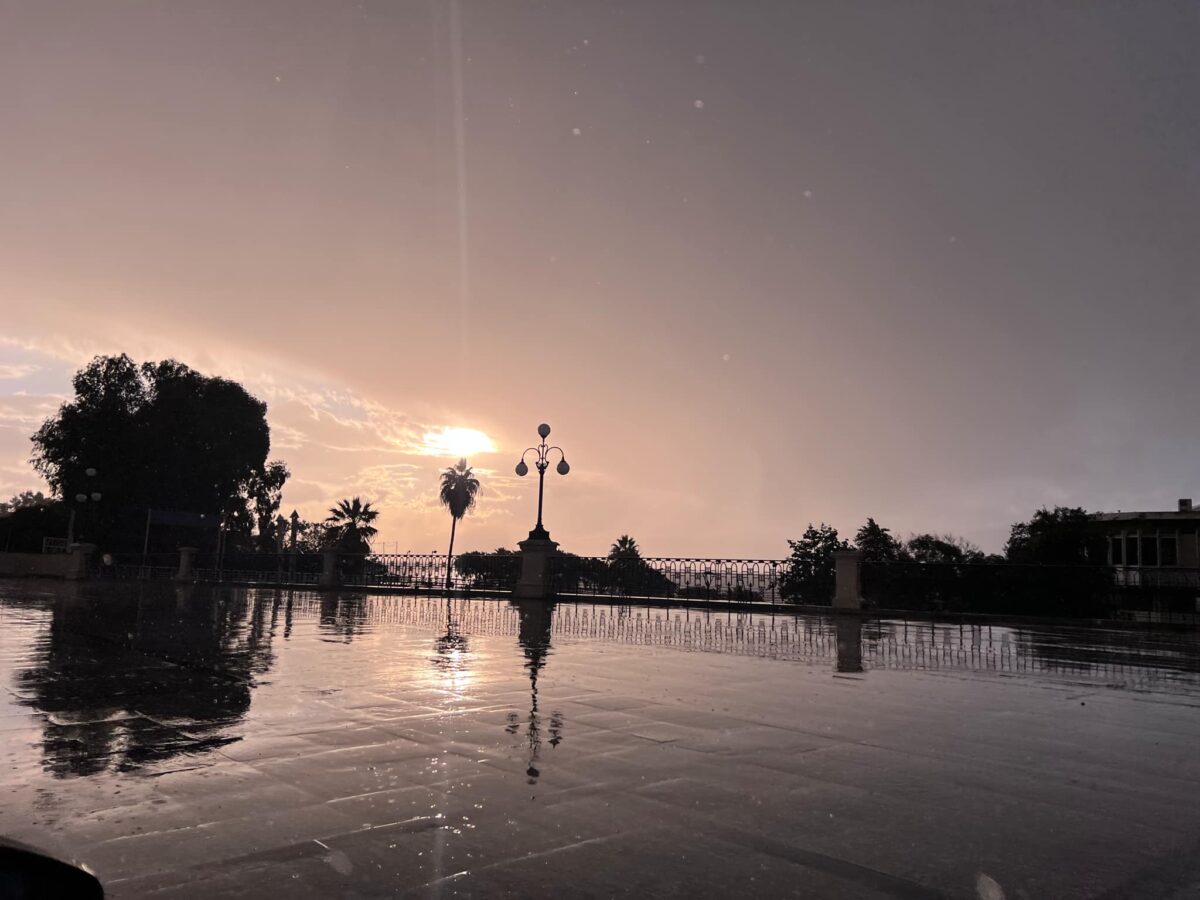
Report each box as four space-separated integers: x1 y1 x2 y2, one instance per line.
515 423 569 541
67 467 101 545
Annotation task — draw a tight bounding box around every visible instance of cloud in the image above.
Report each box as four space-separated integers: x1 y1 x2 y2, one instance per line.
0 395 62 430
0 334 104 367
268 422 310 452
0 363 40 380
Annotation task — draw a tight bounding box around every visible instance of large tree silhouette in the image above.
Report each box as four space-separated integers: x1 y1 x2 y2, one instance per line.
1005 507 1102 564
30 355 285 551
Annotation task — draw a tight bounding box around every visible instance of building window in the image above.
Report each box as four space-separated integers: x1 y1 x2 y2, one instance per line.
1110 536 1124 565
1125 535 1139 566
1140 536 1158 567
1161 536 1178 567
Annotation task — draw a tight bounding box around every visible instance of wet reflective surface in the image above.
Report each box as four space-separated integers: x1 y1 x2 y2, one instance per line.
2 582 1200 898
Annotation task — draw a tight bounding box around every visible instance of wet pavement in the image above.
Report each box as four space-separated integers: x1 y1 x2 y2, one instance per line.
2 582 1200 899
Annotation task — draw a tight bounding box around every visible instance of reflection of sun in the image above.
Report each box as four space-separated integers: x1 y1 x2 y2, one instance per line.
417 638 474 697
421 427 496 458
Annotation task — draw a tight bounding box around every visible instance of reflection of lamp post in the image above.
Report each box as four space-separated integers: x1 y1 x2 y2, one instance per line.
66 467 102 545
507 601 563 783
514 424 569 541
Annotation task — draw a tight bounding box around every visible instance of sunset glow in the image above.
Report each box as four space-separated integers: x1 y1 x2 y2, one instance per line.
420 427 497 459
0 3 1195 559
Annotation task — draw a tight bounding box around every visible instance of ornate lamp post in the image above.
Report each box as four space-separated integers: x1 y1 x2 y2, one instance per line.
513 424 569 599
67 467 102 545
515 423 569 541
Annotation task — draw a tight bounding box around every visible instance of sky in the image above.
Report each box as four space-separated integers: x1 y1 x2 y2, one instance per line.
1 1 1197 558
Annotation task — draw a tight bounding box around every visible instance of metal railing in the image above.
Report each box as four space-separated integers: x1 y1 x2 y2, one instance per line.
84 547 1200 626
194 552 323 585
549 556 787 603
98 552 179 581
338 552 520 593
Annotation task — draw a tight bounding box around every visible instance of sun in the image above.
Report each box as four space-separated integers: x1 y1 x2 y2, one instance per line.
421 426 497 458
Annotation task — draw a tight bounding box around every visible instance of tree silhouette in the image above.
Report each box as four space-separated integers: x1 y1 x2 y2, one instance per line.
1005 507 1101 564
439 458 480 588
324 497 379 553
0 491 51 514
603 534 674 596
781 523 848 604
608 534 640 560
853 518 906 562
454 548 520 590
243 462 291 553
906 532 984 564
30 354 284 551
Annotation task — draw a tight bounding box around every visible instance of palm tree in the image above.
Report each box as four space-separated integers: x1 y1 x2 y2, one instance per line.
325 497 379 554
608 534 641 561
439 458 480 588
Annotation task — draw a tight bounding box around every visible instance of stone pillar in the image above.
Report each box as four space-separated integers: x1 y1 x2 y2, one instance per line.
319 550 340 589
176 546 198 582
833 549 863 610
514 538 560 599
64 543 97 580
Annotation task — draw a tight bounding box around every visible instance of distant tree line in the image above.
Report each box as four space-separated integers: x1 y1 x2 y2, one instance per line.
454 535 683 597
779 508 1118 615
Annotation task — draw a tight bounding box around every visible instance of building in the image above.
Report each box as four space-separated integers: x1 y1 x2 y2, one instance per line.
1092 499 1200 569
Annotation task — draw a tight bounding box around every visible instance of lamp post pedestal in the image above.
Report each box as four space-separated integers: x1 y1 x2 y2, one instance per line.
833 549 864 610
319 550 340 589
65 543 97 581
176 547 198 582
514 537 559 599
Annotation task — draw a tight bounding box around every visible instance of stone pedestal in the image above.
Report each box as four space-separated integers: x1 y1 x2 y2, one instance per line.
833 549 863 610
64 543 97 580
176 546 198 582
319 551 340 588
514 537 560 599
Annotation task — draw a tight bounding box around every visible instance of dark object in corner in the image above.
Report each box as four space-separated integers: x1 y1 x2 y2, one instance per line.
0 837 103 899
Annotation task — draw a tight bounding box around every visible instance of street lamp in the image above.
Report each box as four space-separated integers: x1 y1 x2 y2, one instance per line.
515 423 569 541
67 467 102 545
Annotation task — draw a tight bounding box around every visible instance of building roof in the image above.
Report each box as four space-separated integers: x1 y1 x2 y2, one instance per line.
1091 511 1200 524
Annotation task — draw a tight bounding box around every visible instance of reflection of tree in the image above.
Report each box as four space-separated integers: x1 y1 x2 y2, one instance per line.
318 595 366 642
15 584 279 777
1016 626 1200 679
507 600 564 782
432 598 469 673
